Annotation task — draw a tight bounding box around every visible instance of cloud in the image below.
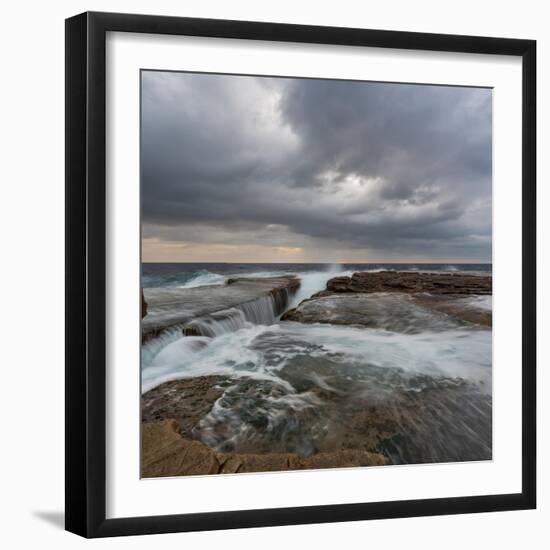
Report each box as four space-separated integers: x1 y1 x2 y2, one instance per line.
141 71 492 262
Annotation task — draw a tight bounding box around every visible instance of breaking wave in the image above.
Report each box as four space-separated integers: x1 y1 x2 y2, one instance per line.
179 270 227 288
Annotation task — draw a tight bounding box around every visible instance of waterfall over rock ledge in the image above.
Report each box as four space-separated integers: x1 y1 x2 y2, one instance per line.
142 276 300 342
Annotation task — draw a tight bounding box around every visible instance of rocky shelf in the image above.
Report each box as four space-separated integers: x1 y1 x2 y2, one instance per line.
282 271 492 328
142 370 492 473
142 276 300 341
324 270 491 295
142 419 387 477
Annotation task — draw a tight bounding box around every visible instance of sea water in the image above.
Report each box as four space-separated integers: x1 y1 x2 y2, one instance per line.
141 263 492 464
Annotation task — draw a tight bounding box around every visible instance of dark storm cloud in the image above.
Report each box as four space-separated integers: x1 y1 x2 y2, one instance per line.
141 71 492 260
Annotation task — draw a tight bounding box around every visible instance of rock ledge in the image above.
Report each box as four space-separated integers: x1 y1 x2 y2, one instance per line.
326 270 491 295
142 419 387 477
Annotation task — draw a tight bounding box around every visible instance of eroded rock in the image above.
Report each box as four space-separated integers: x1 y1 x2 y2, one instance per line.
282 271 492 328
141 289 147 319
142 420 220 477
142 365 492 468
282 293 465 332
142 376 231 438
326 271 491 295
142 276 300 341
141 419 387 478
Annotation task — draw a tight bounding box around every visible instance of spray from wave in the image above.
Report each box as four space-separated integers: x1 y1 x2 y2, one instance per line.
178 270 226 288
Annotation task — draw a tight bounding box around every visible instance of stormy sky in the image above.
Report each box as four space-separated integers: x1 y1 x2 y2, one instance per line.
141 70 492 263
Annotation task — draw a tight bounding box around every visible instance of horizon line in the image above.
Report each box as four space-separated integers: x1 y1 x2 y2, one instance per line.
141 261 492 265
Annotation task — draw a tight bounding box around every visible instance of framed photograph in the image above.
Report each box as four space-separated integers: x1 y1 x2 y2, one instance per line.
65 11 536 538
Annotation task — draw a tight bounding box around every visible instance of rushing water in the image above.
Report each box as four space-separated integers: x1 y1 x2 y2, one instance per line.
142 262 491 289
141 263 492 465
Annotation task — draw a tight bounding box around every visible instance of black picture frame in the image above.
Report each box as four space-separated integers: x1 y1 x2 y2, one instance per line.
65 11 536 538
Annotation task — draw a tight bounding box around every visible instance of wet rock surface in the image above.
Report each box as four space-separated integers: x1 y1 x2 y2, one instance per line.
142 419 387 478
282 271 492 328
142 363 492 470
141 270 492 476
325 270 492 295
412 293 492 327
141 289 147 319
281 293 467 331
141 376 232 438
142 276 299 341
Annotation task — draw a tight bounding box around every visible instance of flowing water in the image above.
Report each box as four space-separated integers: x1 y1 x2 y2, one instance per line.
141 263 492 465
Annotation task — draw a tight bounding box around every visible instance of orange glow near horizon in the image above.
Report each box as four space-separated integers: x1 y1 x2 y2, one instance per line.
142 238 488 264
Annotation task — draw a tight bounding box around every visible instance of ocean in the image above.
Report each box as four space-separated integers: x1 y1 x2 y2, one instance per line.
142 262 492 289
141 263 492 465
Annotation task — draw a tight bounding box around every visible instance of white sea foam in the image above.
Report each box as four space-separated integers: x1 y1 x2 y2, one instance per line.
179 265 355 292
142 324 288 392
457 295 493 311
179 268 299 289
179 270 227 288
141 265 493 461
284 322 492 388
142 267 492 393
142 320 491 393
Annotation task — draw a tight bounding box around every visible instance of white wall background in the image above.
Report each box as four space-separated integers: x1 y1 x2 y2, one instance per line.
0 1 546 547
